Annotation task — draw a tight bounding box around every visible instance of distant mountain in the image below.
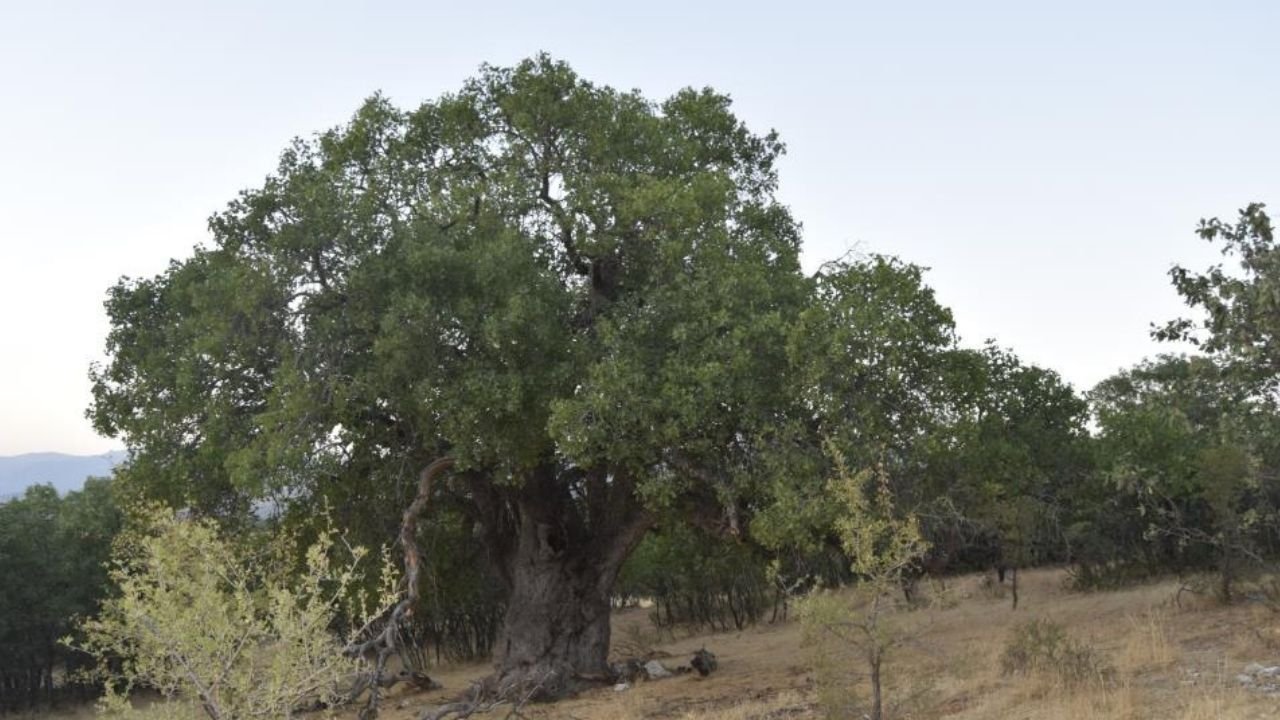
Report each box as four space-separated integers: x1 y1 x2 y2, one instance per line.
0 451 127 500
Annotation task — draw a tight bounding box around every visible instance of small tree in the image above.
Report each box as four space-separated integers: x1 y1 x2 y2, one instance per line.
69 508 396 720
800 447 930 720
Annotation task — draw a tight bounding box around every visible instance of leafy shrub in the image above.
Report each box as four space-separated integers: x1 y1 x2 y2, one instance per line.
799 449 932 720
1000 619 1111 687
69 507 396 719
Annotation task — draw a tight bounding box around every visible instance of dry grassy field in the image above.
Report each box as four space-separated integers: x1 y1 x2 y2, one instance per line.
376 569 1280 720
22 568 1280 720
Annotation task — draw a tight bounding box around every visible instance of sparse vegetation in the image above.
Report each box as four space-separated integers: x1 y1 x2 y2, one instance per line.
999 619 1112 687
798 448 931 720
323 568 1280 720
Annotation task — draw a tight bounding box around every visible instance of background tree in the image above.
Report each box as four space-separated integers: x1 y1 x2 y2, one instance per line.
0 479 121 713
755 260 1095 608
919 345 1093 607
752 254 957 573
1158 203 1278 387
615 522 779 632
1089 354 1280 598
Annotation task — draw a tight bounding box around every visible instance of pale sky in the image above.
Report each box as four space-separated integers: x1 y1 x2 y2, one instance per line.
1 1 1277 455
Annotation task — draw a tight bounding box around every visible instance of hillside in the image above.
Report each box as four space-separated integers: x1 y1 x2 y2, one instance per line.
0 450 126 499
367 569 1280 720
21 569 1280 719
320 568 1280 717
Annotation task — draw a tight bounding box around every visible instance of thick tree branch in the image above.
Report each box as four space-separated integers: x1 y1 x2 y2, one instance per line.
344 456 455 720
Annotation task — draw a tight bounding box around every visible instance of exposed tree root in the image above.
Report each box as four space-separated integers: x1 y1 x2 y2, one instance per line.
419 670 564 720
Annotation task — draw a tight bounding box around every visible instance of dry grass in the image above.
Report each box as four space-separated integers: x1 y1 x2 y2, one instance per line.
1119 606 1175 670
378 569 1280 720
26 569 1280 719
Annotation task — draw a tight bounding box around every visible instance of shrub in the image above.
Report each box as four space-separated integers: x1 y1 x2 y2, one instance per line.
798 447 931 720
1000 619 1111 687
68 507 396 719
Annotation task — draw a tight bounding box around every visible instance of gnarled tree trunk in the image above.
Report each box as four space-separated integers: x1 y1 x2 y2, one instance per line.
494 536 616 694
486 467 653 699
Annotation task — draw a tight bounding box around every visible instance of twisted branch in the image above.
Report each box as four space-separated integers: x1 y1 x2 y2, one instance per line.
344 456 456 719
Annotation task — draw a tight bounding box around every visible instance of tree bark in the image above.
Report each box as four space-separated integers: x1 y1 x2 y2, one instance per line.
405 459 654 708
869 650 883 720
493 544 615 696
488 470 652 699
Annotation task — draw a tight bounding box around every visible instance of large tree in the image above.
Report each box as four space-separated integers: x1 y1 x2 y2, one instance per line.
90 56 811 694
919 345 1092 596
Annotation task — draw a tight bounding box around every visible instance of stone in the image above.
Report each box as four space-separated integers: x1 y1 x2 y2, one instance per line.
691 648 719 677
644 660 672 679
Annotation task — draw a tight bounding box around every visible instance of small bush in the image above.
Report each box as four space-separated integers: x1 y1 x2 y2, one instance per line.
1000 619 1111 687
798 448 932 720
69 507 397 720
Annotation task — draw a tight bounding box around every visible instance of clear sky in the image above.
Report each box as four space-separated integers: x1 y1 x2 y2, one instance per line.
1 1 1277 455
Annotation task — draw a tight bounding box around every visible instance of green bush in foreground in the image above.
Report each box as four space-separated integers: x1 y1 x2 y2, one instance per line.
68 508 396 719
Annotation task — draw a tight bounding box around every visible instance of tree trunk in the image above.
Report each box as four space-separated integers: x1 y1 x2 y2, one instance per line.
488 471 652 700
493 546 616 696
1219 544 1234 603
869 651 883 720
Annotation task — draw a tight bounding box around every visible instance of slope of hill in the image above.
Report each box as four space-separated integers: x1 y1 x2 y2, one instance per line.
16 569 1280 719
368 569 1280 720
0 450 126 500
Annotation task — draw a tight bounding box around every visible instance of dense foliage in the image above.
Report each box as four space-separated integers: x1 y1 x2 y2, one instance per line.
0 479 120 713
616 524 778 632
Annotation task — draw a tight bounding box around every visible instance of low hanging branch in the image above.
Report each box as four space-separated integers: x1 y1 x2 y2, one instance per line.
345 456 456 720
